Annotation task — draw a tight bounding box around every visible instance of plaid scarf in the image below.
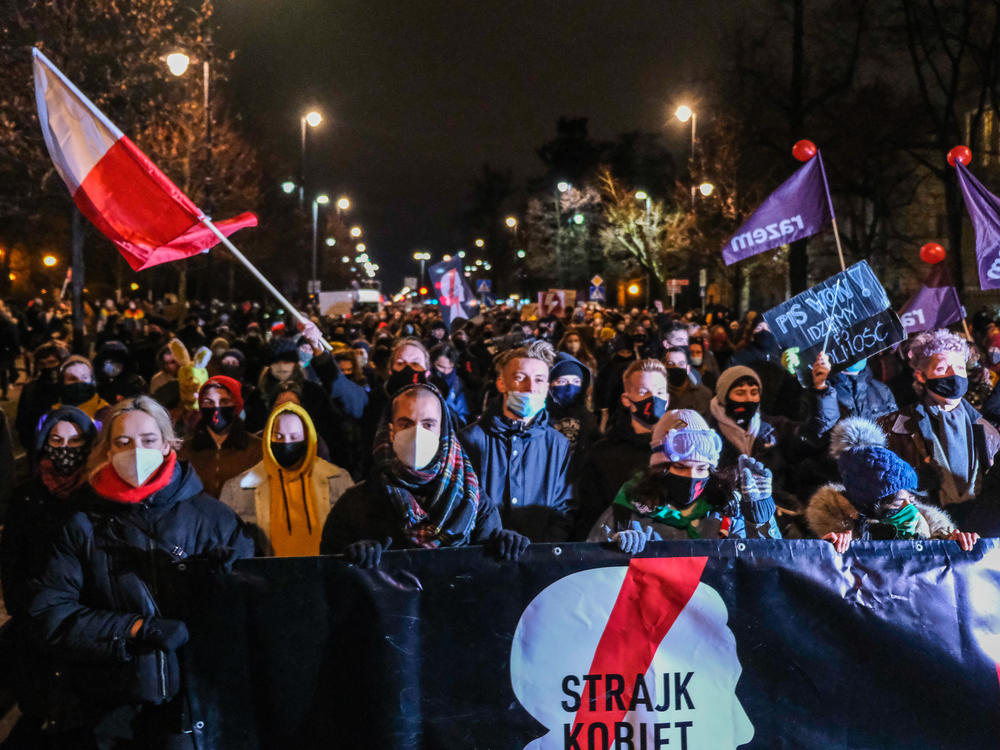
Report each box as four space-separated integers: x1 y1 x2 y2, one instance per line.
372 384 479 548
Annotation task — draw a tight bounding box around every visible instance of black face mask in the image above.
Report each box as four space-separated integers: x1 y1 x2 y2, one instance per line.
60 382 96 406
386 366 426 396
41 443 88 476
271 440 307 469
667 367 689 388
925 374 968 400
724 399 759 429
201 406 236 434
629 395 667 427
662 471 708 507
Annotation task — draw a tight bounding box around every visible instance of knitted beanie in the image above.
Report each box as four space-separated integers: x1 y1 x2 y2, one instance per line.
831 417 918 515
715 366 762 400
650 409 722 468
201 375 244 414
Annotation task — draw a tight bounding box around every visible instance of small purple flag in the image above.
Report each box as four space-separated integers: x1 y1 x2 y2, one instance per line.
898 265 964 335
955 161 1000 290
722 153 833 266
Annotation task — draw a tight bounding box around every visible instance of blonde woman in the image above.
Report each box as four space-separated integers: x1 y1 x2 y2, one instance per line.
28 395 252 748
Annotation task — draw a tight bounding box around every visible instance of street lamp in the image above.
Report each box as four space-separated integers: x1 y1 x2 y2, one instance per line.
516 249 526 259
674 104 697 157
557 181 570 193
505 216 518 229
42 255 57 267
281 180 296 195
336 196 351 211
572 213 585 225
699 182 715 197
341 256 350 263
627 282 640 296
325 237 336 247
474 238 485 248
311 193 329 294
166 52 190 77
350 226 362 239
299 109 323 206
356 243 367 253
413 250 432 290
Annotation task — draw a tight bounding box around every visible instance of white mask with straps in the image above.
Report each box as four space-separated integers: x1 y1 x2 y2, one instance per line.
392 425 440 470
111 447 165 487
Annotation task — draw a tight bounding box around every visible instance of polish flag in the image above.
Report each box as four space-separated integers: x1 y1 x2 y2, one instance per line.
32 48 257 271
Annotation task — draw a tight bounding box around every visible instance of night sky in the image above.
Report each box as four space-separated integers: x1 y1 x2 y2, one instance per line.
215 0 734 289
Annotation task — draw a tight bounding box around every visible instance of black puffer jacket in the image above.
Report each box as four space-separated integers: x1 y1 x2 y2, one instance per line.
809 369 898 437
28 460 252 728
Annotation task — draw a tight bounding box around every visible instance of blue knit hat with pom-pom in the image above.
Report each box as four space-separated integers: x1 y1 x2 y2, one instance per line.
831 417 918 515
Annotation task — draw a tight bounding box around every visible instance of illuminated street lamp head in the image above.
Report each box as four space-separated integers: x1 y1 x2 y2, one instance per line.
413 251 431 261
336 196 351 211
325 237 336 247
443 254 452 261
457 250 466 258
304 110 322 128
634 190 649 201
505 216 518 229
130 282 140 291
350 226 362 238
166 52 190 77
474 238 485 248
628 283 640 295
516 249 526 259
315 194 330 206
699 182 715 197
557 181 570 193
42 255 57 267
341 256 350 263
572 213 585 225
281 181 296 194
675 105 693 123
356 243 367 253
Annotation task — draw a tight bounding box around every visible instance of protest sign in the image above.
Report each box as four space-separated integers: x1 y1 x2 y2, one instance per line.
762 260 904 383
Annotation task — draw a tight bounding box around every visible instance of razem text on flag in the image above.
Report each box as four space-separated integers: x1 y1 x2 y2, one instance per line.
722 154 832 266
898 265 964 335
32 48 256 272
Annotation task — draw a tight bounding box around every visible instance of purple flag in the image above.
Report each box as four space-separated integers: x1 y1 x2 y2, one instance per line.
722 153 833 266
955 161 1000 290
898 265 964 335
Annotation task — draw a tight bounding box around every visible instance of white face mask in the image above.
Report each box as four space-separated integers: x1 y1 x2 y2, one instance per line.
111 447 165 487
392 425 440 470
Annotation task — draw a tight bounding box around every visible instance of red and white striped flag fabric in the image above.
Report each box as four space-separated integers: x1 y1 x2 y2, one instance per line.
33 48 257 271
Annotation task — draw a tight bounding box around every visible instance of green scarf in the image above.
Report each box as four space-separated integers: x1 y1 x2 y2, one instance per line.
880 502 920 539
612 475 712 539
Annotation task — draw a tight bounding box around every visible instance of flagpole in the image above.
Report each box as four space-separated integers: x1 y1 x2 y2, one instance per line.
816 151 846 272
200 217 332 352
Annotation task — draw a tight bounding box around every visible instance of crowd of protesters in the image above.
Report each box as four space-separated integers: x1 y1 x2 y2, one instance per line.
0 291 998 747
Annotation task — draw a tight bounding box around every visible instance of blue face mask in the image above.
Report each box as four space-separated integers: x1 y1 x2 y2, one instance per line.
844 358 867 374
506 390 547 419
549 383 582 408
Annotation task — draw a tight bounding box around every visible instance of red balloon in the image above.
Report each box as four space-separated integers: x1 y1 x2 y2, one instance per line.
920 242 946 264
947 145 972 167
792 139 817 162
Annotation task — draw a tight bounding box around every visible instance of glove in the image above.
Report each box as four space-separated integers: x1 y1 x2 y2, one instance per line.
344 537 392 568
612 528 650 555
490 529 530 561
738 455 772 503
780 347 800 375
134 617 189 653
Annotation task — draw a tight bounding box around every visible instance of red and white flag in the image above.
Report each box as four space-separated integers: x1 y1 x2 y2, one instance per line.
33 48 257 271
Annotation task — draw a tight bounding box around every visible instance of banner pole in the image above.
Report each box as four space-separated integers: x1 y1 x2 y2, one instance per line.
200 217 332 352
821 278 842 353
816 151 846 272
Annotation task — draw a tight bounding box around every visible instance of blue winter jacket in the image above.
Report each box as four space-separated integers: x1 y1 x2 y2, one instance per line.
459 407 576 542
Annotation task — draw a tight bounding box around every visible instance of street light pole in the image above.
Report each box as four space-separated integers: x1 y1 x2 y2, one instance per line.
312 194 329 295
299 110 322 208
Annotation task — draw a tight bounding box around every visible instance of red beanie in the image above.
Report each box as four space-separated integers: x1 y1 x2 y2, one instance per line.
202 375 244 413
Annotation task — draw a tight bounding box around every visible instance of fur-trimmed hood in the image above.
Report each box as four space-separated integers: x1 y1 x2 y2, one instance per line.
805 483 957 540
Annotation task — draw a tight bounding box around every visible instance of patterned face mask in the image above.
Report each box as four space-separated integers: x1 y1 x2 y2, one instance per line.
42 443 88 476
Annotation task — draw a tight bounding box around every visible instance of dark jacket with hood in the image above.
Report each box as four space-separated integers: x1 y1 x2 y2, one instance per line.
27 460 252 731
459 405 576 542
810 367 898 437
93 340 147 405
546 352 599 459
574 413 653 539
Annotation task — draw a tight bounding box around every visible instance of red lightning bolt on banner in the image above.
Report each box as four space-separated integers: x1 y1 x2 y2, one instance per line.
573 556 709 731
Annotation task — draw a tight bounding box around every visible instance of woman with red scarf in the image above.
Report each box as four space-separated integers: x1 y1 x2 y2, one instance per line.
1 406 96 747
27 395 252 749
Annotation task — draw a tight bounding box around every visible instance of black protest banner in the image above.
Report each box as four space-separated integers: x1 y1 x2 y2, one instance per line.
762 260 905 384
179 540 1000 749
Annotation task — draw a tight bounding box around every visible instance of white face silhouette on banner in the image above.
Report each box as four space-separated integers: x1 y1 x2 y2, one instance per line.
510 561 753 750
